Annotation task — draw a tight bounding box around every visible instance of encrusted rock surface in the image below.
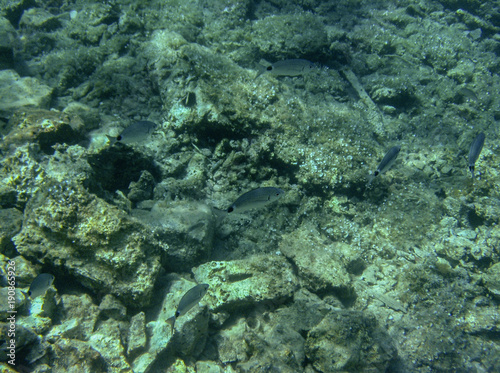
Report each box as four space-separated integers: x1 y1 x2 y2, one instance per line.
0 0 499 371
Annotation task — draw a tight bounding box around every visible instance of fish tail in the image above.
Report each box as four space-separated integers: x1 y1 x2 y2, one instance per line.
105 135 117 146
166 316 176 333
366 174 375 187
254 64 267 79
211 207 228 224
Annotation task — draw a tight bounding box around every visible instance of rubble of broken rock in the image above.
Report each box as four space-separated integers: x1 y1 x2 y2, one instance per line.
0 0 500 372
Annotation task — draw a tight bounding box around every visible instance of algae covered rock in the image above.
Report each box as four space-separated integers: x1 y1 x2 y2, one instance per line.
46 294 98 341
89 320 132 373
127 312 146 357
13 181 162 308
252 13 328 58
215 289 331 371
279 223 351 293
0 16 16 67
19 8 61 30
1 108 85 154
483 262 500 299
193 254 298 312
0 71 52 116
132 278 209 373
133 200 215 272
305 310 397 372
0 208 22 255
50 338 106 373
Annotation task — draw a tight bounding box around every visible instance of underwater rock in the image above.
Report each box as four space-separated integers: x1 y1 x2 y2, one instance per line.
19 8 60 30
0 287 26 318
134 200 215 272
275 288 333 333
0 71 52 116
160 152 209 199
434 234 476 262
127 312 146 357
463 303 500 335
6 255 38 288
195 361 224 372
0 322 37 360
132 278 209 373
217 306 307 372
215 293 318 370
50 338 106 373
483 262 500 299
89 320 132 373
0 208 22 255
0 184 17 208
13 181 162 308
443 197 468 222
251 13 328 59
474 196 500 225
0 0 34 24
29 287 58 321
62 101 101 133
87 144 160 192
98 294 127 321
143 29 187 82
305 310 397 372
1 108 85 154
193 254 298 312
127 170 155 203
46 294 98 341
215 318 250 364
239 326 305 372
0 16 16 67
279 223 351 293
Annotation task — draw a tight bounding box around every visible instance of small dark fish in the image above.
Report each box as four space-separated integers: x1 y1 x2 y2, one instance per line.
107 120 157 145
166 284 209 332
258 59 316 78
28 273 55 299
227 187 284 213
468 132 485 178
368 146 401 185
458 87 478 102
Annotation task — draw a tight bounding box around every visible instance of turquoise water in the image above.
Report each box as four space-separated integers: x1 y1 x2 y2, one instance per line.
0 0 499 372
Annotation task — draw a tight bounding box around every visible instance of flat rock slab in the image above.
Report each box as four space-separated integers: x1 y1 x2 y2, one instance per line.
279 223 351 293
193 254 298 312
0 70 52 115
19 8 60 30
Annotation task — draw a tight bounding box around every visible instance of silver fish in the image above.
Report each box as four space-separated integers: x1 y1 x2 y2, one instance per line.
468 132 485 178
368 146 401 185
259 59 316 77
227 187 284 213
28 273 55 299
166 283 209 332
107 120 157 145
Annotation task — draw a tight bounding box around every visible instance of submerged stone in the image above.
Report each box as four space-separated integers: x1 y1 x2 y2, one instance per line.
0 71 52 116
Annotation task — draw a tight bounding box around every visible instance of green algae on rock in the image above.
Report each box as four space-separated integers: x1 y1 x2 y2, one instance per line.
279 223 351 294
193 255 298 312
0 71 53 116
13 181 162 308
305 310 397 372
